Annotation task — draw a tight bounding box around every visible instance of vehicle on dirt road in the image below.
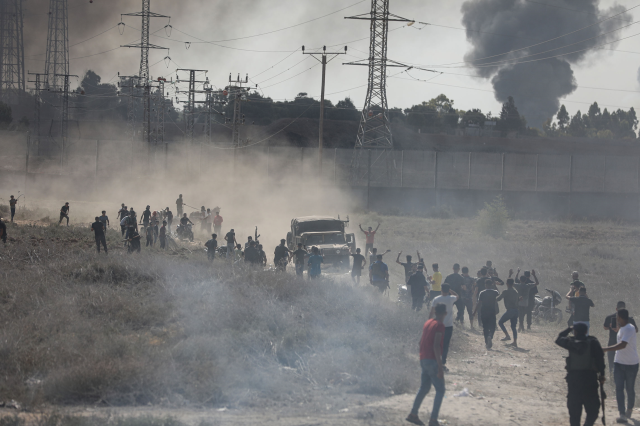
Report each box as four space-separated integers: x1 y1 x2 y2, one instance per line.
533 288 563 324
287 216 355 269
176 223 194 242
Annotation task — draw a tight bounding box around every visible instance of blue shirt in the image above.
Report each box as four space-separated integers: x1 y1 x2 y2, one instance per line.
99 215 108 226
308 254 324 276
369 261 389 281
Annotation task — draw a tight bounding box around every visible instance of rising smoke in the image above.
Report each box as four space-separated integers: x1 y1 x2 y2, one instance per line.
460 0 632 128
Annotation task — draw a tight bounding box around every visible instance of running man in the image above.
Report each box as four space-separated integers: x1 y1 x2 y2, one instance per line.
474 279 500 350
291 243 308 276
359 222 380 255
58 202 70 226
430 283 459 372
351 248 366 284
460 267 476 329
444 264 465 325
496 278 520 347
99 210 109 229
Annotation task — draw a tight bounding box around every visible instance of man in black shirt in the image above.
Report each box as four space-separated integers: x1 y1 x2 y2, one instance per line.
292 243 308 276
91 216 107 254
407 265 428 311
351 248 366 284
176 194 184 218
258 244 267 266
165 208 173 233
126 229 141 253
9 195 16 222
244 241 260 265
225 229 237 259
567 286 595 335
141 206 152 229
603 301 638 376
396 252 415 284
513 269 539 333
555 323 606 426
274 239 291 271
496 279 520 347
58 202 70 226
204 233 217 260
0 217 7 244
567 271 586 326
460 267 476 329
474 267 492 328
445 263 466 325
474 280 500 350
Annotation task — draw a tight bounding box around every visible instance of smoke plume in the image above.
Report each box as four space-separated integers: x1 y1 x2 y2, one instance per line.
461 0 632 128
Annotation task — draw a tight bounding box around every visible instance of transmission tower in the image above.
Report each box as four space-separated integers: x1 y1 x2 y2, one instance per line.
203 88 226 144
0 0 25 105
175 69 208 140
226 73 251 148
117 74 140 141
27 72 46 153
153 77 166 146
345 0 412 181
44 0 68 92
49 73 77 166
121 1 169 144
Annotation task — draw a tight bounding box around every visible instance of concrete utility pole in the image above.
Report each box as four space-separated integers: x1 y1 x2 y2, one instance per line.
225 73 252 149
301 45 346 173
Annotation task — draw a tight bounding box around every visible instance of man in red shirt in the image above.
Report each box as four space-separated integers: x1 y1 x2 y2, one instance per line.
359 222 380 255
407 303 447 426
213 211 223 236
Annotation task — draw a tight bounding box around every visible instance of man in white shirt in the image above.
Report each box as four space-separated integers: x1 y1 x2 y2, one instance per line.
430 283 459 373
603 309 639 423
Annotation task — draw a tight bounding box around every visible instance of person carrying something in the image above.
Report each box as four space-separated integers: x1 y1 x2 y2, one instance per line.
164 207 173 233
429 263 443 302
126 227 141 253
91 217 108 254
292 243 309 277
555 322 606 426
512 268 539 333
460 267 476 329
58 202 70 226
308 246 323 279
224 229 237 259
407 264 429 312
351 247 366 284
430 283 459 373
603 308 640 424
496 278 520 347
370 254 389 293
244 241 260 265
9 195 17 222
119 207 129 236
396 252 415 284
258 244 267 266
145 225 154 247
159 221 168 250
567 271 586 326
359 222 380 255
486 260 498 277
274 239 291 271
141 205 152 229
406 303 447 426
604 302 638 376
566 286 595 335
176 194 184 218
99 210 109 229
473 279 500 350
444 263 466 326
0 216 6 244
213 211 223 235
245 236 253 250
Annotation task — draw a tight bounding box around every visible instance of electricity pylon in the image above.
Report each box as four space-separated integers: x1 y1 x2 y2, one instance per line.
345 0 413 183
175 69 208 140
225 73 251 148
0 0 25 105
27 71 46 153
44 0 68 92
49 73 78 166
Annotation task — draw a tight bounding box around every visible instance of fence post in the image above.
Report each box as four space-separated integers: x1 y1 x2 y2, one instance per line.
95 140 100 178
25 134 29 204
301 147 304 175
569 155 573 217
535 154 539 192
267 146 270 179
400 150 404 188
603 156 606 192
333 148 337 184
367 149 371 210
501 153 505 191
434 151 439 208
467 152 471 189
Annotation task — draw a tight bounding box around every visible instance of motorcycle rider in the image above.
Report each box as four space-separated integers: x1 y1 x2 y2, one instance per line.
178 213 193 239
555 323 605 426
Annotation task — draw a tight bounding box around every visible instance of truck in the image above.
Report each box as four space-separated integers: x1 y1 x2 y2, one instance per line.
287 216 356 269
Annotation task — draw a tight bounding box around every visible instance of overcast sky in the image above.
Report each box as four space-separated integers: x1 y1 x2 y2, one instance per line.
22 0 640 122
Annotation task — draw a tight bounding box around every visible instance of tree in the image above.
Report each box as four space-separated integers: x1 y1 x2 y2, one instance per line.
460 108 486 128
497 96 525 133
0 101 12 127
556 105 569 130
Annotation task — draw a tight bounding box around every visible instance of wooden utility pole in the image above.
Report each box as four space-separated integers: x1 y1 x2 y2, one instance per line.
302 45 346 173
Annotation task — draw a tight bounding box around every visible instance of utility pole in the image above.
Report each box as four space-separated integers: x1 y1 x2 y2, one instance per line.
175 69 208 140
117 74 140 141
345 0 413 182
121 0 169 144
0 0 25 105
302 45 346 173
153 77 166 146
44 0 68 92
225 73 251 148
27 71 45 154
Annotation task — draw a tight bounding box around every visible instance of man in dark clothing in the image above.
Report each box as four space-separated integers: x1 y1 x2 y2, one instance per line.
474 280 500 350
351 248 366 284
129 208 138 231
444 263 466 325
513 269 539 333
244 241 260 265
396 252 415 284
460 267 475 329
176 194 184 218
225 229 237 259
119 208 129 236
145 226 154 247
159 221 168 250
58 202 70 226
567 271 586 326
258 244 267 266
164 208 173 233
126 229 141 253
99 211 109 229
407 265 429 312
603 301 638 376
9 195 17 222
141 206 152 229
497 279 520 347
292 243 308 276
0 217 7 243
567 286 595 335
555 323 606 426
274 239 291 271
91 217 107 254
474 267 492 328
523 270 537 330
117 204 126 221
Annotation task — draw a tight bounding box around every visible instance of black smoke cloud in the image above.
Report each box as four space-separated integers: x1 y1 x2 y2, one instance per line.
461 0 632 127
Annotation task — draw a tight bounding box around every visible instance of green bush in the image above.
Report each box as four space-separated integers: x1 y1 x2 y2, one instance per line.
477 196 509 238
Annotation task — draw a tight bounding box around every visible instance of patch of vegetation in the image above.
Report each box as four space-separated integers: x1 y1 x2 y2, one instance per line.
477 195 509 238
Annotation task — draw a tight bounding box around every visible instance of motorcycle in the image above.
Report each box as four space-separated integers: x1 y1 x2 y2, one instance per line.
533 288 563 324
176 223 194 242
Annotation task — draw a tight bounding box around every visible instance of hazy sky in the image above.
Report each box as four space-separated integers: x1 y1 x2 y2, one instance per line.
22 0 640 122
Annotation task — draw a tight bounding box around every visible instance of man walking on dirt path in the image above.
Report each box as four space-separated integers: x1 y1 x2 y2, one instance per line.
213 211 223 236
224 229 237 259
556 322 606 426
9 195 16 222
176 194 184 218
370 254 389 293
603 308 639 423
429 264 443 302
604 302 638 376
430 283 459 372
474 280 500 350
407 303 447 426
274 239 291 271
58 202 70 226
0 217 7 244
460 267 475 329
497 278 520 347
359 222 380 255
407 264 428 312
91 216 107 254
308 246 323 279
397 252 415 284
444 264 465 325
513 269 539 333
351 248 366 284
567 271 586 326
567 286 595 335
292 243 309 276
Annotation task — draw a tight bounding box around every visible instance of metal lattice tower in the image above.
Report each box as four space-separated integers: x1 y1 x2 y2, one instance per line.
0 0 25 105
175 69 208 140
345 0 412 178
122 0 169 143
44 0 68 92
27 72 45 153
226 73 250 148
154 78 165 145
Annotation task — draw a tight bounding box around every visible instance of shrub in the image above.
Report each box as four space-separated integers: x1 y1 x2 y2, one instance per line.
477 195 509 238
